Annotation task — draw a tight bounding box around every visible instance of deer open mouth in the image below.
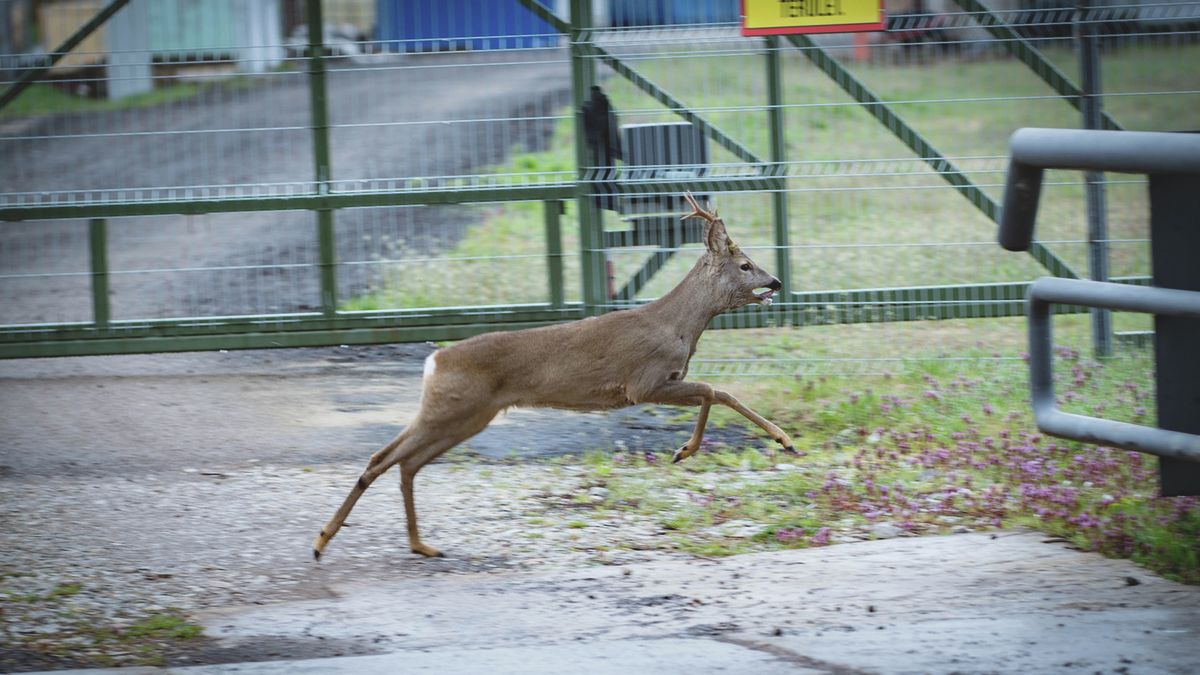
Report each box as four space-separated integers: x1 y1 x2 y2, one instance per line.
754 288 775 306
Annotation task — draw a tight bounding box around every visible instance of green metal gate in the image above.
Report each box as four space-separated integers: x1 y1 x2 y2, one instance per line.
2 0 1195 361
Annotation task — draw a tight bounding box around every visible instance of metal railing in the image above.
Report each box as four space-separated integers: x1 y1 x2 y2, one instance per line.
999 126 1200 494
1025 277 1200 461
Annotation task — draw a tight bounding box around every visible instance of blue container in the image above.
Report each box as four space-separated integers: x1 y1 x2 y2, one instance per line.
377 0 561 52
608 0 739 27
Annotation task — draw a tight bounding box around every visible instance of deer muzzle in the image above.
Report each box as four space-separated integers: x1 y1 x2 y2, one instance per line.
755 277 783 305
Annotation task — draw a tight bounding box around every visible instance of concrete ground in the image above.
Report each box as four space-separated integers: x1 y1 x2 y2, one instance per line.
3 348 1199 674
30 531 1200 674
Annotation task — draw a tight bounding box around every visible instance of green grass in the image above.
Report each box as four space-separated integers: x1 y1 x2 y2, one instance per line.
124 613 204 641
1 69 283 121
0 82 205 119
0 572 206 669
3 581 83 603
548 339 1196 583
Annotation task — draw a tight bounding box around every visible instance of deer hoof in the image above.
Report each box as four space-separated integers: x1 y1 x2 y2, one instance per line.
312 548 322 561
672 446 692 463
412 544 444 558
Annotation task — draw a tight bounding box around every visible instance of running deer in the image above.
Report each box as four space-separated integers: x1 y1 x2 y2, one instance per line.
313 193 794 559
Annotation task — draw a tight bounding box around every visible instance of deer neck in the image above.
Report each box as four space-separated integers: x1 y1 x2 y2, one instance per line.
644 256 727 341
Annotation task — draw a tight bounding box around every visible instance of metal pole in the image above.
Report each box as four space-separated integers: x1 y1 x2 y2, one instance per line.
1150 174 1200 495
1076 1 1111 356
765 35 793 304
570 0 604 314
544 200 565 309
88 218 110 328
306 0 337 317
1026 278 1200 463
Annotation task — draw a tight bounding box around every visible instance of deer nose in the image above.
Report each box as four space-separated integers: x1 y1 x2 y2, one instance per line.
767 278 782 291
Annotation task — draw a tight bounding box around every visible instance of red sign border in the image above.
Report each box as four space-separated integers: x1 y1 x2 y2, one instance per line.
740 0 886 36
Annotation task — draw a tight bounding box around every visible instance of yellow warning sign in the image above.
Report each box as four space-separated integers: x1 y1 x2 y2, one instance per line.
742 0 885 35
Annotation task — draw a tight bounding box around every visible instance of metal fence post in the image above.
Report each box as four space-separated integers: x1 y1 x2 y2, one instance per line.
88 218 110 328
1150 174 1200 495
765 35 793 304
307 0 337 317
1077 1 1112 356
570 0 604 315
545 200 565 309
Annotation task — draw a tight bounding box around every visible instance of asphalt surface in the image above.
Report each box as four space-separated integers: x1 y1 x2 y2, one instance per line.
3 348 1200 674
24 531 1200 675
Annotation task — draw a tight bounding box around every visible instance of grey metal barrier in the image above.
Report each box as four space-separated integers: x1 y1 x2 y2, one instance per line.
999 127 1200 496
1027 278 1200 462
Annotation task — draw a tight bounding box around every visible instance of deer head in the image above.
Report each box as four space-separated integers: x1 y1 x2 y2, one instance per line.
681 192 782 308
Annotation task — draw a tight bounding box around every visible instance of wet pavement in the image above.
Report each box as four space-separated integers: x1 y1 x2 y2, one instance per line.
3 349 1199 674
25 531 1200 674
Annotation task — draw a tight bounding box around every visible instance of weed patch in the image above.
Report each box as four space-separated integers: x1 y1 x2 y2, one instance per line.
567 345 1196 583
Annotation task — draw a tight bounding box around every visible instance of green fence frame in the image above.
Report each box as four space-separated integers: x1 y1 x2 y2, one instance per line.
0 0 1129 358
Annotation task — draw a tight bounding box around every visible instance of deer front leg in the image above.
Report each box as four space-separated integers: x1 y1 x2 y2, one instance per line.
712 389 795 453
640 381 717 463
643 380 795 463
675 398 713 463
401 466 443 558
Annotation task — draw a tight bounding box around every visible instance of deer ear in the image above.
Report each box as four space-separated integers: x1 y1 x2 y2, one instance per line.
705 218 732 255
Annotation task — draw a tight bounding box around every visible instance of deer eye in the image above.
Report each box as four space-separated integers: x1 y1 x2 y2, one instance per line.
739 263 752 271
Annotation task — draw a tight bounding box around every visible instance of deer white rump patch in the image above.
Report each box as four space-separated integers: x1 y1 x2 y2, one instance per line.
423 352 438 380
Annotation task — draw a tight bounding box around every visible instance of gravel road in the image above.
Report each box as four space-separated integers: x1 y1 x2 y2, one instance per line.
0 50 573 324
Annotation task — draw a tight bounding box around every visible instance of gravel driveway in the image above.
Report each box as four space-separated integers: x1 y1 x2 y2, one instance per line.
0 51 573 324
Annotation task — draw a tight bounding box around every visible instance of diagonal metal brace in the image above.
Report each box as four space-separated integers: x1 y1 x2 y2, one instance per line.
0 0 133 113
786 33 1077 279
613 249 676 302
518 0 772 173
951 0 1122 131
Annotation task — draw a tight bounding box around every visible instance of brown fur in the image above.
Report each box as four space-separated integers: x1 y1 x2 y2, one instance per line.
313 194 794 559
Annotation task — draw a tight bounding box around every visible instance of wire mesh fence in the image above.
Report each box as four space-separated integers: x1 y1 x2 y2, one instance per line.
0 0 1196 369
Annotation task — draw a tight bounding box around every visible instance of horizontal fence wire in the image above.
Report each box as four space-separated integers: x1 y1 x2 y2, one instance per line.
0 0 1194 364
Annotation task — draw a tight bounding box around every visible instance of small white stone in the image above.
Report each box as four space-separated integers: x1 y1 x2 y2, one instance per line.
871 522 903 539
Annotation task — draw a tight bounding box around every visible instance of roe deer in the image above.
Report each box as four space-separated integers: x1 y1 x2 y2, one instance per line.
313 193 794 559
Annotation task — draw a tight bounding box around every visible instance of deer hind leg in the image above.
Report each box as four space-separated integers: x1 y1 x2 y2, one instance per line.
312 429 412 560
312 401 499 561
397 406 500 558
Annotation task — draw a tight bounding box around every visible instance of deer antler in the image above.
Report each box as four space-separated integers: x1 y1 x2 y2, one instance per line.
680 192 737 254
681 191 719 223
